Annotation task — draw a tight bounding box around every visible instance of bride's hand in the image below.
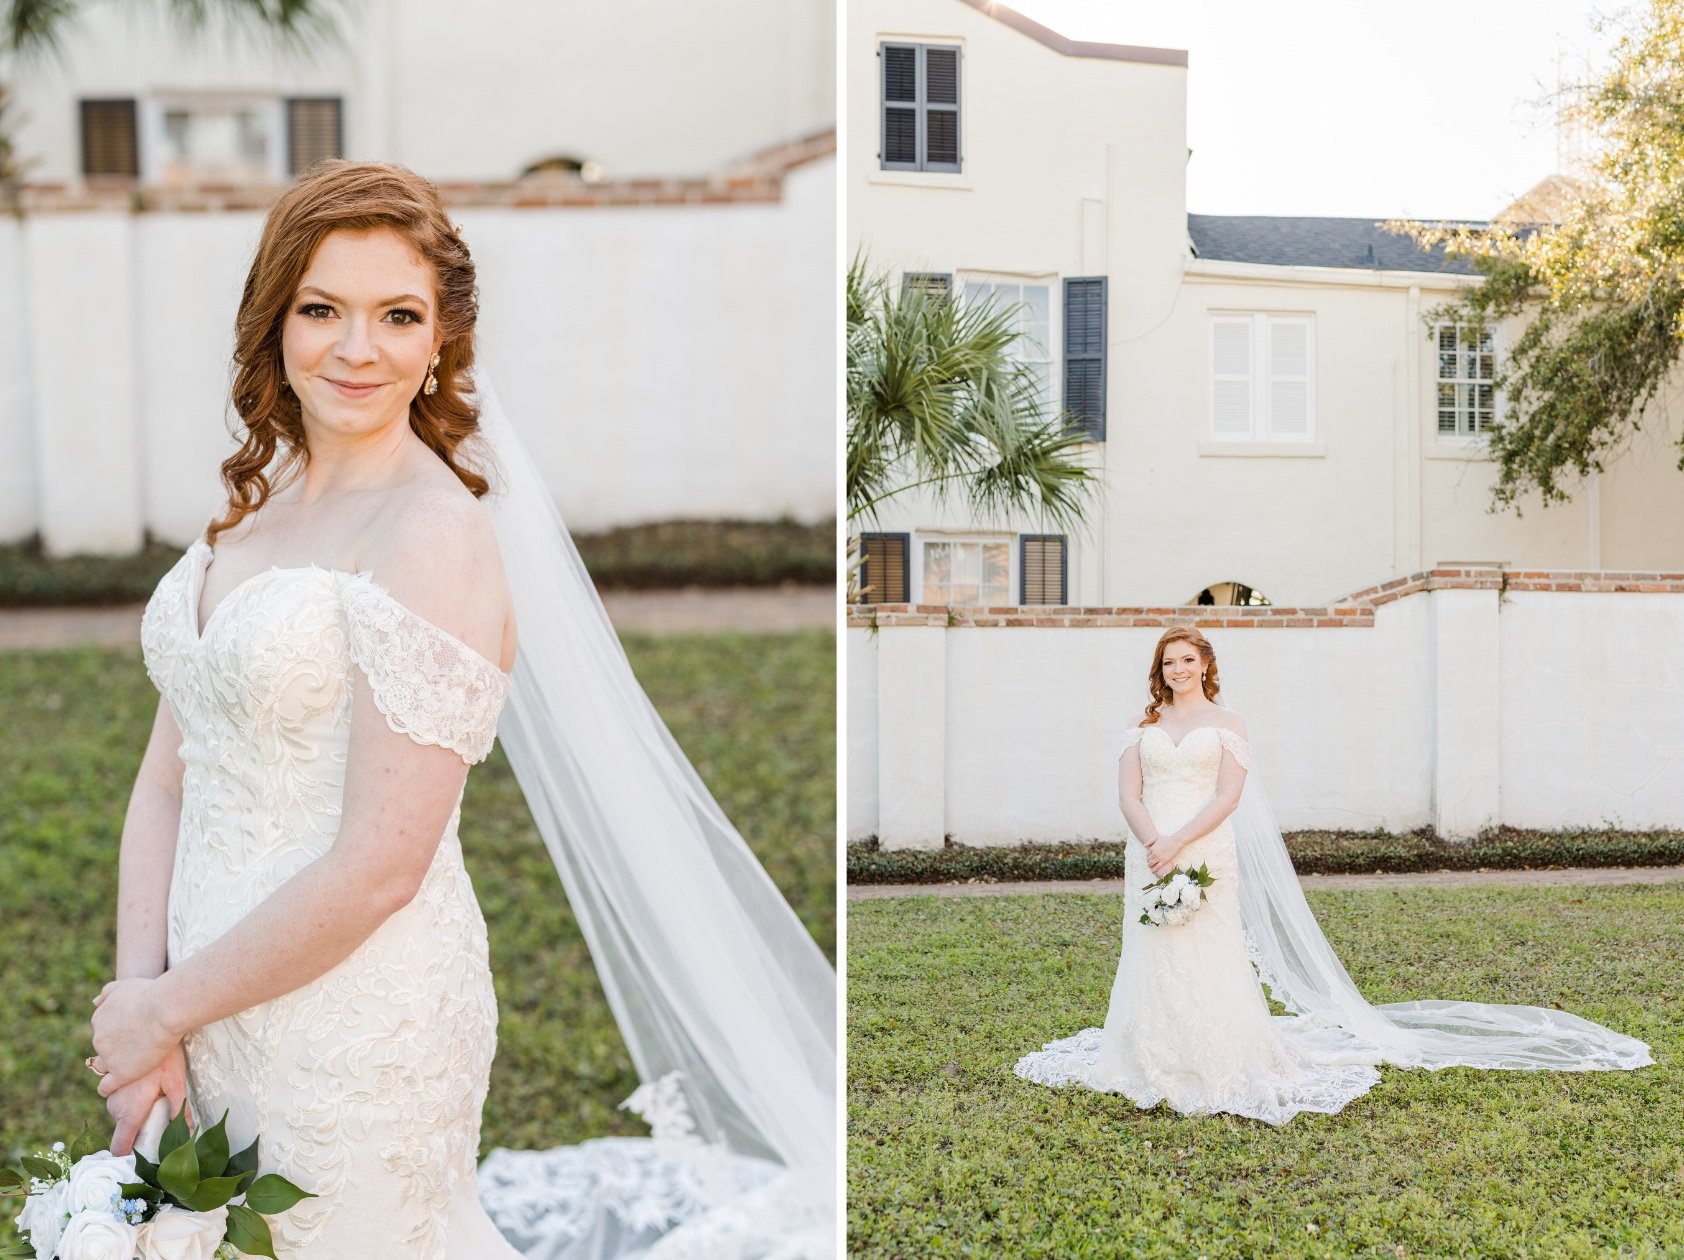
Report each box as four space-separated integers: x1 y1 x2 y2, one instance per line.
1144 833 1182 877
105 1043 191 1156
89 977 180 1094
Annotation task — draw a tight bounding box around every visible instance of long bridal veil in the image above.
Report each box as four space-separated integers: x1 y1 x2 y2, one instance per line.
465 369 836 1259
1220 696 1653 1075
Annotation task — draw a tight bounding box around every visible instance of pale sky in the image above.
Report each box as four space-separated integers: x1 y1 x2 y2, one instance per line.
1005 0 1624 220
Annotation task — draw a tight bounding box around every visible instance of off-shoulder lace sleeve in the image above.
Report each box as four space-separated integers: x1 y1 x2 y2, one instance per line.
1216 728 1252 769
1118 726 1147 760
338 573 512 766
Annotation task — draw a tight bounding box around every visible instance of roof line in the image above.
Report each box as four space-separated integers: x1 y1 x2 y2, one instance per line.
954 0 1187 67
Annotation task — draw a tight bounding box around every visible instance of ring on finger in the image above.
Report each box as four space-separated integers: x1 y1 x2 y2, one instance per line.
85 1055 107 1077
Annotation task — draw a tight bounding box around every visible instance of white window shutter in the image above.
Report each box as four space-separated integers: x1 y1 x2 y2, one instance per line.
1210 318 1254 437
1266 317 1311 437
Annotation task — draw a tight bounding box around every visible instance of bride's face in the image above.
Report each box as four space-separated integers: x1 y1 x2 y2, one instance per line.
1159 641 1205 699
280 226 443 445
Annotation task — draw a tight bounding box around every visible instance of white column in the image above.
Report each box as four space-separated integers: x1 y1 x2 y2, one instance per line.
25 213 144 555
1430 587 1501 839
877 626 948 851
0 218 37 541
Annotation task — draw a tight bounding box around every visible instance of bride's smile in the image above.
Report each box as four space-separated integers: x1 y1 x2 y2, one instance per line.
281 226 442 448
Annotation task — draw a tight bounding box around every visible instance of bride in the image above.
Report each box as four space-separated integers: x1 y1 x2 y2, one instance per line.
1014 626 1653 1125
86 161 834 1258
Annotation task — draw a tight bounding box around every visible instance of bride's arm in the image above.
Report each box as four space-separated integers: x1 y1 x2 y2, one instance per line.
1117 732 1160 845
116 699 186 982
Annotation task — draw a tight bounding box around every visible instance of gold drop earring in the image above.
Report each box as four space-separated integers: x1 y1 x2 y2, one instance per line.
424 352 441 396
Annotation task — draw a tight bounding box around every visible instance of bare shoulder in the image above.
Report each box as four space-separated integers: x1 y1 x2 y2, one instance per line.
1217 708 1249 739
361 474 513 668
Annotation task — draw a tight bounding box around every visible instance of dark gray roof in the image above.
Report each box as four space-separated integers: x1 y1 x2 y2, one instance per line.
1187 214 1482 275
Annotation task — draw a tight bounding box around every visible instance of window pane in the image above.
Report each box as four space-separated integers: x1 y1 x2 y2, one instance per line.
884 108 917 164
883 46 917 102
926 109 958 165
925 48 959 104
925 543 952 598
982 543 1009 597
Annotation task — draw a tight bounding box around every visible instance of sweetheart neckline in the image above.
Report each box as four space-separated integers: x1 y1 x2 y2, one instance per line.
184 539 513 679
1140 723 1229 751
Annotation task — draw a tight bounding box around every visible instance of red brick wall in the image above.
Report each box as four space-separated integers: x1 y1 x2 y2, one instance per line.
846 566 1684 629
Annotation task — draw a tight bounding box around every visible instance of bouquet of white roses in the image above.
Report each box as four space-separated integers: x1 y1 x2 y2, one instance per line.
1138 863 1215 927
2 1103 312 1260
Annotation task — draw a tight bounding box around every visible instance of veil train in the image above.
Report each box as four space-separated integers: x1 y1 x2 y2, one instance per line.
466 368 836 1260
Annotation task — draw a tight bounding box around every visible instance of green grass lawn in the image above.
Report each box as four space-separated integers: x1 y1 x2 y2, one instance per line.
849 888 1683 1259
0 631 834 1177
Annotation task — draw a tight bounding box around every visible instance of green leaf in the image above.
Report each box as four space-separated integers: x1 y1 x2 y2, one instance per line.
243 1172 316 1214
225 1202 278 1259
0 1168 25 1190
119 1180 162 1204
156 1128 200 1202
134 1149 160 1185
194 1111 231 1176
68 1120 100 1163
180 1172 247 1212
19 1155 58 1182
227 1135 260 1178
158 1107 192 1162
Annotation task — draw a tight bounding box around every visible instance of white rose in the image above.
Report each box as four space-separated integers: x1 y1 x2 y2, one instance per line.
1168 873 1191 896
1178 881 1202 908
1146 905 1166 925
137 1205 230 1260
65 1151 138 1214
16 1179 72 1258
57 1209 139 1260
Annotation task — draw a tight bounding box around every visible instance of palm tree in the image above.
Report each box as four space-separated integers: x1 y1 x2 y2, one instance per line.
847 256 1096 604
3 0 338 59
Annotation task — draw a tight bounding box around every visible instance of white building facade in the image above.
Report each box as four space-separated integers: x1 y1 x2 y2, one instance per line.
847 0 1684 846
847 0 1684 611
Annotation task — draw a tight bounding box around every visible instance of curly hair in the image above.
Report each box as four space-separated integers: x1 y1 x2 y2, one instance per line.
1142 626 1221 724
208 160 486 546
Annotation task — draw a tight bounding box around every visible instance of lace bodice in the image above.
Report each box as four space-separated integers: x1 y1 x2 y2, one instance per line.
136 537 517 1258
1120 723 1251 869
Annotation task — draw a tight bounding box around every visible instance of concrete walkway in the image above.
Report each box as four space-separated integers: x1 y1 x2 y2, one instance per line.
0 585 835 650
847 864 1684 901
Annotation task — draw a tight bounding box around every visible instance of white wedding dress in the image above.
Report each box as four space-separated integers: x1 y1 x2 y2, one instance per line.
1012 721 1653 1124
140 535 523 1259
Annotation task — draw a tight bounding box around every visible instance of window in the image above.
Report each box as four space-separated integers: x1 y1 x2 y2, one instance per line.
920 537 1010 605
856 533 910 604
286 97 343 176
1063 277 1107 439
80 99 139 178
1436 323 1496 435
901 272 952 302
1192 582 1271 607
1208 314 1315 441
1020 536 1067 605
962 278 1052 407
880 42 961 172
152 95 280 185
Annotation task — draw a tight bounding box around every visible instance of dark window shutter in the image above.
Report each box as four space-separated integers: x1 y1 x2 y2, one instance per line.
1063 276 1107 439
80 99 139 179
287 97 343 176
880 43 961 172
881 45 918 168
923 47 960 170
1020 535 1067 605
900 272 952 302
858 533 910 604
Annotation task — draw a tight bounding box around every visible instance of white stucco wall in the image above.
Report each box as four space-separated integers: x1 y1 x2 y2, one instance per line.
850 588 1684 847
3 155 837 552
11 0 835 183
